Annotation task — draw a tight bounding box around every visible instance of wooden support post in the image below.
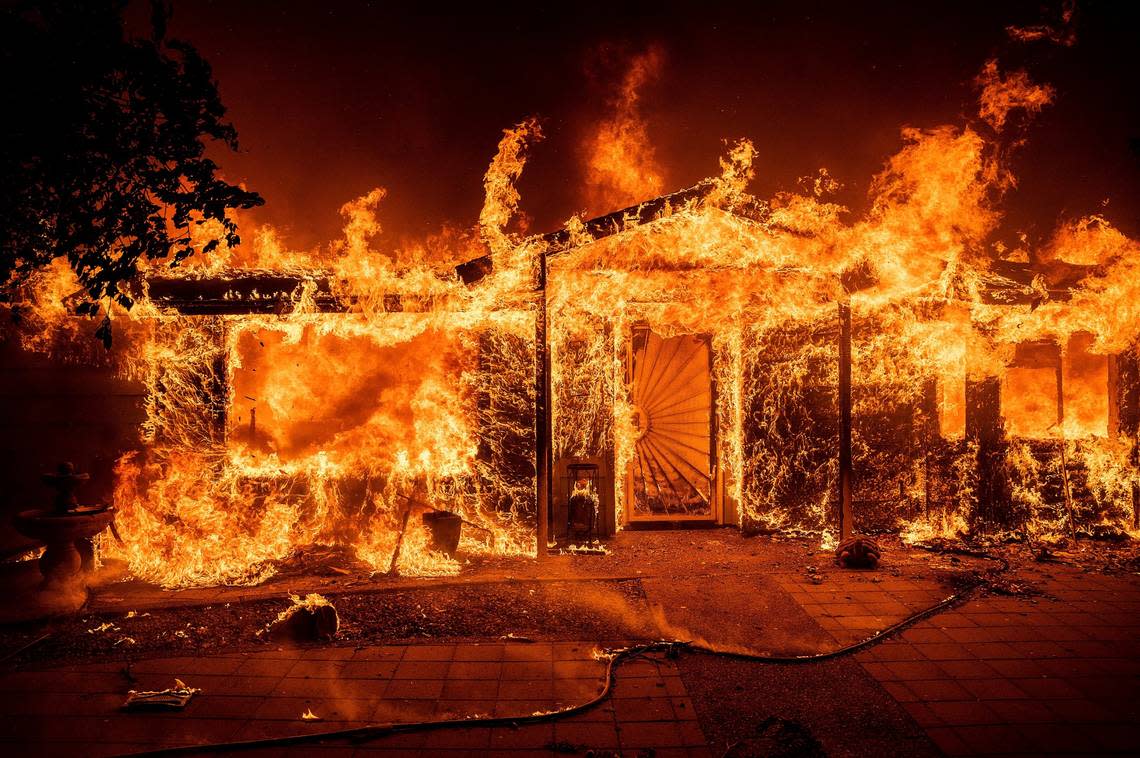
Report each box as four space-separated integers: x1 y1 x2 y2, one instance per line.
1108 354 1121 440
965 375 1005 529
602 318 618 537
535 252 551 560
921 377 938 517
1111 344 1140 528
208 318 229 447
838 302 854 541
1055 355 1079 543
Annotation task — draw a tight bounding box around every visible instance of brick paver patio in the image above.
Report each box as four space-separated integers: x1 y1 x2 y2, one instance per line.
0 641 710 756
851 564 1140 756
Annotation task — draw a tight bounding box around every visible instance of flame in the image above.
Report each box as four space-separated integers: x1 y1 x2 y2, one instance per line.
975 59 1055 132
582 47 666 214
6 37 1138 585
1006 1 1077 47
480 119 543 256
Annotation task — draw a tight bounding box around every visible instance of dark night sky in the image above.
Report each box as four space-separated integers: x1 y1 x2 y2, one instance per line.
166 1 1139 253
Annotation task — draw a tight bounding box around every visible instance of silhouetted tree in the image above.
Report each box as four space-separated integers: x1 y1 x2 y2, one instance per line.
0 0 263 345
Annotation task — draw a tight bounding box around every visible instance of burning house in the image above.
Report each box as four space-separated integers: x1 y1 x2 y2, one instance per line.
7 6 1140 756
78 107 1134 591
4 41 1137 592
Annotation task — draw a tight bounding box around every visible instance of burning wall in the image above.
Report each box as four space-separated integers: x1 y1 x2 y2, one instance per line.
106 305 537 587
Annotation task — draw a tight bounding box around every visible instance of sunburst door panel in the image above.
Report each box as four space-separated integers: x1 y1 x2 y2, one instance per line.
629 328 714 520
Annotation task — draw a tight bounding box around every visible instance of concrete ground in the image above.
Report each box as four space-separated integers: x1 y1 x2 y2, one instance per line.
1 531 1138 756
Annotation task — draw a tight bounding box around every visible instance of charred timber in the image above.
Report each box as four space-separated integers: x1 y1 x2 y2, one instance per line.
535 256 551 557
146 273 346 315
147 273 451 316
149 204 1100 315
457 182 1097 302
981 260 1098 306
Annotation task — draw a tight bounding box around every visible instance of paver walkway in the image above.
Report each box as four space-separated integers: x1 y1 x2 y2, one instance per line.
850 564 1140 756
0 641 709 757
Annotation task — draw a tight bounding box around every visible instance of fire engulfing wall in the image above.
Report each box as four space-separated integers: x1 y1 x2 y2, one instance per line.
544 200 1139 548
5 51 1139 588
106 308 537 587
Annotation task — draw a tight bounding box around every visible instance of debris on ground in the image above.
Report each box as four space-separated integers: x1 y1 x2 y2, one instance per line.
984 576 1044 598
87 622 119 634
271 545 372 579
123 679 200 710
1099 551 1140 575
724 716 826 757
566 542 610 555
7 533 1124 670
501 632 535 643
1082 523 1130 542
263 593 339 642
803 564 826 584
0 578 652 667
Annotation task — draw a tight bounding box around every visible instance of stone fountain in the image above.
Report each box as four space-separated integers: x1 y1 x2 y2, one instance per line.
12 462 115 614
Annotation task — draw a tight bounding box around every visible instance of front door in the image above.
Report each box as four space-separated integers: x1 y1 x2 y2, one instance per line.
628 327 715 522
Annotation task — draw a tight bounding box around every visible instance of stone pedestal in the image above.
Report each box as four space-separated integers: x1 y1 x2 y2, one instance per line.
13 508 115 615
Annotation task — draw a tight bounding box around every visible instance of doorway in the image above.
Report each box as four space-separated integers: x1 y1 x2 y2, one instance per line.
627 326 717 523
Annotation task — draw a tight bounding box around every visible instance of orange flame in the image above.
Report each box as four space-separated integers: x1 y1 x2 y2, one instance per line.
975 59 1055 132
582 47 666 214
